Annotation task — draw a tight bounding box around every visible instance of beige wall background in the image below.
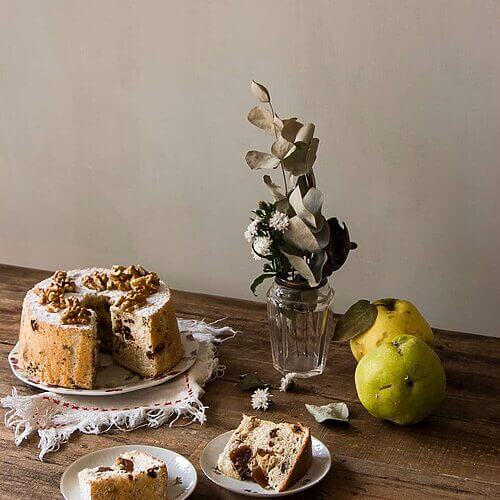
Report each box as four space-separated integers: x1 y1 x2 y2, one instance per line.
1 1 499 336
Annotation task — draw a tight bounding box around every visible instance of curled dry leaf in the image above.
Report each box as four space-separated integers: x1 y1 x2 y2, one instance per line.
281 119 304 142
271 136 294 160
247 106 275 134
282 142 310 176
280 245 321 287
245 151 281 170
295 123 315 145
306 402 349 423
263 175 285 201
283 215 330 253
289 186 324 230
251 80 271 103
306 138 319 170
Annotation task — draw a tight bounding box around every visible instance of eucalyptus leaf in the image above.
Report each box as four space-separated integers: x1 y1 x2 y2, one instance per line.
275 197 294 217
310 250 328 283
281 119 304 142
251 80 271 103
305 402 349 423
263 175 285 201
282 142 310 176
280 245 319 287
274 115 298 132
289 186 324 230
295 123 315 145
333 300 378 341
247 106 275 133
271 137 294 160
250 273 275 295
245 151 281 170
237 372 269 391
283 215 330 253
306 138 319 170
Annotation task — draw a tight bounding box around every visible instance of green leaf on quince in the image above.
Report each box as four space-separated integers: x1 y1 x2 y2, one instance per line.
306 402 349 423
333 299 378 341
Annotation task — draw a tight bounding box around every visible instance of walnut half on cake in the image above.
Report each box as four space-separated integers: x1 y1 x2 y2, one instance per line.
217 415 313 492
78 450 168 499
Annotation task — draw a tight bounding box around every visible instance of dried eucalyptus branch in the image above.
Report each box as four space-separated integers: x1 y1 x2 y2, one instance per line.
244 80 356 293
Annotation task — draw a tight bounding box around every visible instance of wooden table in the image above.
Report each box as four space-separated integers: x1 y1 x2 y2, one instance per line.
0 264 499 499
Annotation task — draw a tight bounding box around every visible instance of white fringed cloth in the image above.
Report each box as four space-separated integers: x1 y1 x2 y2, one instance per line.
2 319 236 460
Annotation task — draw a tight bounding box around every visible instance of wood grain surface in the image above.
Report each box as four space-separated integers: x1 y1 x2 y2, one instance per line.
0 264 498 499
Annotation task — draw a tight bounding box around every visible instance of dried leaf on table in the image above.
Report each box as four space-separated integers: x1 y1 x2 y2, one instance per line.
306 402 349 423
237 372 269 391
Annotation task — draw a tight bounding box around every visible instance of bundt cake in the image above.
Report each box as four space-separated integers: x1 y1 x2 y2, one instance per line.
18 266 183 389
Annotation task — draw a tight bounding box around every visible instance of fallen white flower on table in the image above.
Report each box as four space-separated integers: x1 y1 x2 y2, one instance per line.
269 212 289 232
244 220 259 242
251 387 272 411
279 372 297 392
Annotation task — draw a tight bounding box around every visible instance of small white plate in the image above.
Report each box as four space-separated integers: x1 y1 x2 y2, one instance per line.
60 444 197 500
9 334 198 396
200 430 331 497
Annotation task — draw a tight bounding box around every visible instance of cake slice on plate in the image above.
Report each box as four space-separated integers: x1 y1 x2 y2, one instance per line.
217 414 312 492
78 450 168 499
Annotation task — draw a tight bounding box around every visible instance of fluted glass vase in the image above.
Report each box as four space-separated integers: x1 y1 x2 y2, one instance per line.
267 278 335 378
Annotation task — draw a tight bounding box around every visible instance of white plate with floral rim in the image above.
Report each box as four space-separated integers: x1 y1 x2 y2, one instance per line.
200 431 331 497
8 333 199 396
60 444 197 500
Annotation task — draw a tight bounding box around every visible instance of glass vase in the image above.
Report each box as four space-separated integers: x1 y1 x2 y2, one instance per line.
266 278 335 378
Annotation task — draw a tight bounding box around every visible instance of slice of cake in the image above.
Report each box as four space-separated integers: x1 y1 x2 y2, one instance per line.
217 415 312 492
78 450 168 499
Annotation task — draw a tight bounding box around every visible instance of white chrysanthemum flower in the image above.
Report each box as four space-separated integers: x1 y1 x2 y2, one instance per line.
252 236 272 259
279 372 297 392
244 220 259 242
269 211 289 232
251 387 272 411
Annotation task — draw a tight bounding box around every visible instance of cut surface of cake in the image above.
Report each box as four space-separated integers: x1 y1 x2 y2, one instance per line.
78 450 168 499
18 266 184 389
217 415 313 492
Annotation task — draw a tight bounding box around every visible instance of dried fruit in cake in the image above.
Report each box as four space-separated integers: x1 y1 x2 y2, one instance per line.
217 415 313 492
78 450 168 499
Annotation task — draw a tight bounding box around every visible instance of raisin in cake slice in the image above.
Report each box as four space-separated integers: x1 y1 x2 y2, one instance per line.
217 415 312 492
78 450 168 499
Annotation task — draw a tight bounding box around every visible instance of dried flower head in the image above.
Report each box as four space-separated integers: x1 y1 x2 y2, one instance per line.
279 372 297 392
252 236 272 260
251 387 272 411
269 211 289 232
244 220 259 242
